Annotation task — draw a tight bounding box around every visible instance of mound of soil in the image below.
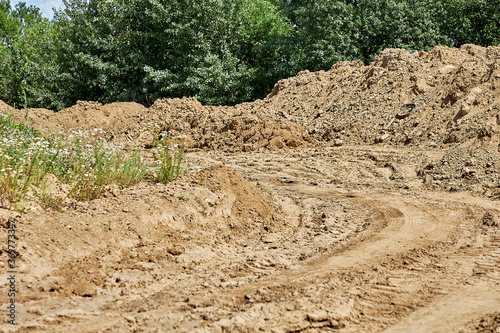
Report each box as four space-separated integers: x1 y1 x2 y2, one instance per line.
50 101 148 136
0 100 11 113
147 98 312 151
4 44 499 154
0 164 283 301
418 147 500 196
194 164 283 231
11 98 312 151
263 44 500 151
16 100 149 143
3 44 500 195
253 43 500 195
459 312 500 333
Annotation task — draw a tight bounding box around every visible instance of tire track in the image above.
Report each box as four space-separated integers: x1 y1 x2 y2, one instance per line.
473 231 500 278
211 188 483 332
196 187 465 331
379 214 500 332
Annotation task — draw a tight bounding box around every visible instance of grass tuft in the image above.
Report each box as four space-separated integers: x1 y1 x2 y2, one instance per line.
153 131 187 184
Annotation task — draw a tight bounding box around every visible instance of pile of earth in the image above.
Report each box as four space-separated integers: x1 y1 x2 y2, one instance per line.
148 98 313 151
256 43 500 196
0 163 285 298
2 44 500 196
459 312 500 333
262 44 500 152
8 98 312 151
0 99 11 112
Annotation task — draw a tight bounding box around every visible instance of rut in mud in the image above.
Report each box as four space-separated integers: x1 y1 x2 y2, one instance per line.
0 44 499 332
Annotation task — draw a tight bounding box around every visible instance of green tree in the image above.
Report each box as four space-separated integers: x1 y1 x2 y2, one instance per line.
281 0 449 71
440 0 500 46
0 1 16 103
286 0 358 71
354 0 448 61
53 0 292 107
0 1 58 109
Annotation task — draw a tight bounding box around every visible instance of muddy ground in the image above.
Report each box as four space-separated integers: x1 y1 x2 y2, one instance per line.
1 44 500 332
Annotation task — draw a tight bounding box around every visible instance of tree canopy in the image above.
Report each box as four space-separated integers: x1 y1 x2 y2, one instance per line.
0 1 58 108
0 0 498 110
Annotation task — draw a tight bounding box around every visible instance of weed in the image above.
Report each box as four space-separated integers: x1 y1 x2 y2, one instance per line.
153 131 187 184
0 111 188 211
176 194 187 202
33 177 65 212
104 220 112 232
115 148 147 188
0 110 43 208
194 196 206 208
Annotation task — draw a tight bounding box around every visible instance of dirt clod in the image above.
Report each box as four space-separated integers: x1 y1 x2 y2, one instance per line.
167 245 186 256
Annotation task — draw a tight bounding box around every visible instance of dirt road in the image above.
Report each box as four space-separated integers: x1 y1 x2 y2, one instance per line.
1 145 498 332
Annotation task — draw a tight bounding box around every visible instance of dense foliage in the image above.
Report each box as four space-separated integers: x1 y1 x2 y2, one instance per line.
0 0 499 110
0 1 59 108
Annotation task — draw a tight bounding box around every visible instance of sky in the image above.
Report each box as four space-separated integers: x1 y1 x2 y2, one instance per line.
12 0 64 19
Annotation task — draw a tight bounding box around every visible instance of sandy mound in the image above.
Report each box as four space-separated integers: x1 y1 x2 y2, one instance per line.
148 98 311 151
195 164 282 232
15 101 149 141
459 312 500 333
52 101 148 133
263 44 500 151
417 147 500 196
0 100 12 113
10 164 283 299
11 98 311 151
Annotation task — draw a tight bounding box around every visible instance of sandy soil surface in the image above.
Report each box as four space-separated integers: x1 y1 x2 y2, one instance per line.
1 44 499 332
